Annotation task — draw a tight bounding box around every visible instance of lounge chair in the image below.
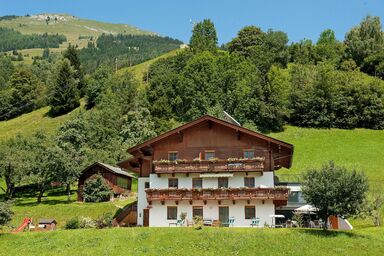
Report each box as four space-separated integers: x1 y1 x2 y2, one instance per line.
169 219 184 227
250 218 260 227
222 217 235 227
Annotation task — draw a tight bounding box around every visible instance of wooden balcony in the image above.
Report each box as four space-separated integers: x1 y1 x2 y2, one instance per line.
145 187 289 205
153 159 265 174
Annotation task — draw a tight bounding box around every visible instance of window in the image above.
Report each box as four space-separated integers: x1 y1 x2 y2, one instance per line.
168 151 178 161
167 206 177 220
245 206 256 219
117 176 128 189
192 178 202 188
218 177 228 188
193 206 203 218
288 191 300 203
205 150 215 160
243 150 255 159
168 178 178 188
244 177 255 188
144 182 150 189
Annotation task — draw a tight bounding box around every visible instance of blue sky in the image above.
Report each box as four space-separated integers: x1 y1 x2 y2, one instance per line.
1 0 384 44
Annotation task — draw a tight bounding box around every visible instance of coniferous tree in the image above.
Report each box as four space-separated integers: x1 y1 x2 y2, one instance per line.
190 19 218 53
64 44 85 95
50 58 80 116
42 47 50 59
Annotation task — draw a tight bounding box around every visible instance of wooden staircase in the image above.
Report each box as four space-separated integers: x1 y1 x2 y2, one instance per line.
112 200 137 227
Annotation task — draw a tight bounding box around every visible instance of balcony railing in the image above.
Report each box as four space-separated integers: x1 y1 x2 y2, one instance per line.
153 159 265 174
145 187 289 203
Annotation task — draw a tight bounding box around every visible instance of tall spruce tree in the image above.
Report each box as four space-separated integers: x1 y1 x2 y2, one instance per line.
189 19 218 53
50 58 80 116
63 44 84 95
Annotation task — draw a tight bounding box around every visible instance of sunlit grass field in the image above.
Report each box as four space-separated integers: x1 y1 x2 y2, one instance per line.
0 226 383 256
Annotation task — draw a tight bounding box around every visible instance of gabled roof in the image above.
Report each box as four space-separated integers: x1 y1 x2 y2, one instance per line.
82 162 137 179
39 219 57 224
128 115 293 154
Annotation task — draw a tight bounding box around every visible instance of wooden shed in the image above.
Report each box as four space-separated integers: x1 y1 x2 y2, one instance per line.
38 219 57 231
77 162 136 201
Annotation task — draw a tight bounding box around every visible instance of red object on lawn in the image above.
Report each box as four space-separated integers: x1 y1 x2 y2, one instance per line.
12 218 32 233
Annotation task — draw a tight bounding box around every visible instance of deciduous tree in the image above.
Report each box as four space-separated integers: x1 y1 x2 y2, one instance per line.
302 161 368 229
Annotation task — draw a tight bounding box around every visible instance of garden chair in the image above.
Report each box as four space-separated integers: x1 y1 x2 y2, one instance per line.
169 219 184 227
222 217 235 227
250 217 260 227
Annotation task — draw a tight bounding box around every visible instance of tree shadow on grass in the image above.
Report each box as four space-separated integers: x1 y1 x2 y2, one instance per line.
14 198 74 207
292 228 365 238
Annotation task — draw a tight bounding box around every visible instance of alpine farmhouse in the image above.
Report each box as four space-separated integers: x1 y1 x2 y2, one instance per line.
119 115 294 227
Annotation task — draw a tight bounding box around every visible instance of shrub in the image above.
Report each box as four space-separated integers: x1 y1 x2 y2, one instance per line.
83 174 112 202
79 217 96 229
65 217 80 229
292 213 303 227
95 212 113 229
193 216 203 230
0 202 13 227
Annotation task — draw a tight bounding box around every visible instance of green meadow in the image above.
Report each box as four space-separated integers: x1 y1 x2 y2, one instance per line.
0 226 383 256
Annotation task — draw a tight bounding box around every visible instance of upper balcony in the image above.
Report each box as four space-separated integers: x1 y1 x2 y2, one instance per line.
153 158 265 174
145 187 289 206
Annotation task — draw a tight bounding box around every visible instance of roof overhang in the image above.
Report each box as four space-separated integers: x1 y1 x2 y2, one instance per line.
127 115 294 156
199 173 234 178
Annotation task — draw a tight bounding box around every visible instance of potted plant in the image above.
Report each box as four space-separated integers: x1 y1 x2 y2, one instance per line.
209 157 219 163
227 157 239 163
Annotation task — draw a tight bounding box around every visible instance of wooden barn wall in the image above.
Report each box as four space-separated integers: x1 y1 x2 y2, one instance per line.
78 165 132 201
147 121 291 171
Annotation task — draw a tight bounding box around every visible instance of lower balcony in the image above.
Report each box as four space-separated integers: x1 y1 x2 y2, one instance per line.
145 187 289 206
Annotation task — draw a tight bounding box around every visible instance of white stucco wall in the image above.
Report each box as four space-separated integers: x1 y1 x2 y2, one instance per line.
148 199 275 227
137 177 149 226
149 172 274 189
139 172 276 226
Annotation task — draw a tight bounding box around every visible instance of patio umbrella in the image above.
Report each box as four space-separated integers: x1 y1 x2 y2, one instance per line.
294 204 319 226
294 204 319 214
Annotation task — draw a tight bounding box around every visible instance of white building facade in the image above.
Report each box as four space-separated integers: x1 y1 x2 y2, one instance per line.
120 115 294 227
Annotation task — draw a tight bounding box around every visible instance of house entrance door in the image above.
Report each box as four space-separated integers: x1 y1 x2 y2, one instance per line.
219 206 229 223
143 208 149 227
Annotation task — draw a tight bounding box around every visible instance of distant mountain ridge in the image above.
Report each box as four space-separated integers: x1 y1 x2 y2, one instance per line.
0 13 157 50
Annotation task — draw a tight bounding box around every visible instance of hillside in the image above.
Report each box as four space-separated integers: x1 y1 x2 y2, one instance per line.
118 48 182 89
0 100 84 141
0 49 181 140
0 13 156 63
270 126 384 182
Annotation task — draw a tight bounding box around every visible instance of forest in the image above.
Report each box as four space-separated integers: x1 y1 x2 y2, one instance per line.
79 34 183 73
0 27 66 52
1 15 384 202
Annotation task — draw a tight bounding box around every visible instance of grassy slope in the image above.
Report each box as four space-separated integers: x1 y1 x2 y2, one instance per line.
269 126 384 182
0 101 84 141
118 48 182 89
0 227 383 256
0 48 180 141
0 14 155 62
8 187 135 229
